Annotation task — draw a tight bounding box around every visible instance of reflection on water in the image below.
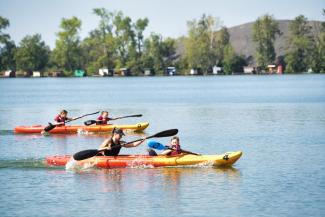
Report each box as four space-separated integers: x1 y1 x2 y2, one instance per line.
64 166 242 194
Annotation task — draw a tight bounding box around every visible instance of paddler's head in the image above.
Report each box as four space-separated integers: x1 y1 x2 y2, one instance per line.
112 128 125 141
170 136 180 146
60 110 68 118
101 111 108 118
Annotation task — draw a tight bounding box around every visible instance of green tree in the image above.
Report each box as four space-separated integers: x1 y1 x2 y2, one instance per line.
14 34 50 71
312 9 325 73
0 40 16 70
52 16 82 74
113 12 136 68
215 26 230 65
0 16 16 70
223 44 246 74
81 8 116 75
142 34 176 74
252 14 280 69
0 16 10 44
184 14 221 73
285 15 315 73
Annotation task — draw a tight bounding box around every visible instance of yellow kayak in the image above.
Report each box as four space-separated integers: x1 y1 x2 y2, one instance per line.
46 151 243 168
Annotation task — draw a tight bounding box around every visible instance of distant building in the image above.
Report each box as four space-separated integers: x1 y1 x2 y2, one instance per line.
212 66 222 75
3 70 16 77
165 67 177 76
267 65 276 74
99 68 114 76
33 71 41 77
143 68 155 76
74 70 86 77
243 66 256 74
189 68 203 75
50 71 64 77
115 68 131 76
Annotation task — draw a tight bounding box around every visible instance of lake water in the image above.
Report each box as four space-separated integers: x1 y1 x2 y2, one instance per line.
0 75 324 217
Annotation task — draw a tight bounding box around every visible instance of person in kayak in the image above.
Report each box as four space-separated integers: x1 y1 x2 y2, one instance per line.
96 111 110 125
98 128 145 156
54 110 74 126
147 136 182 156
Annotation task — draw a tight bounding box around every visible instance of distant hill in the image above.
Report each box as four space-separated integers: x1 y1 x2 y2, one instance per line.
228 20 322 59
175 20 323 64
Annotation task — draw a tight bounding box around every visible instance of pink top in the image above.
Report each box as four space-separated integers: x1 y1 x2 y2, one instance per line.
168 143 181 156
54 115 67 126
97 116 109 125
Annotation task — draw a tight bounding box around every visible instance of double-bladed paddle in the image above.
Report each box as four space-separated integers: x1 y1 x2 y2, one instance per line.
84 114 142 126
148 141 200 155
73 129 178 161
43 111 100 132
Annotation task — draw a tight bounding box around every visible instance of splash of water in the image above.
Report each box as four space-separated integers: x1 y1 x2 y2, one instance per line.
65 157 97 172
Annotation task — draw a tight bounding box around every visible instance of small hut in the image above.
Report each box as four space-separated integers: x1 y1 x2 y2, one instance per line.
4 70 16 77
74 70 86 77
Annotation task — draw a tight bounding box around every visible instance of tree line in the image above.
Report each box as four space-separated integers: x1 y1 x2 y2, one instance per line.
0 8 325 76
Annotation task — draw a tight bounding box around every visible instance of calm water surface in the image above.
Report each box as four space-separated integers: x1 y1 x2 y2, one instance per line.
0 75 324 217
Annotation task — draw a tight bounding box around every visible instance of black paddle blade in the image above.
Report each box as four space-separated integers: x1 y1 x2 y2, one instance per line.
151 129 178 138
44 123 55 132
73 149 99 161
84 120 97 126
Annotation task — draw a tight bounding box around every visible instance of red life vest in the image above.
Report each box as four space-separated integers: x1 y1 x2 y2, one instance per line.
97 116 109 125
54 115 67 126
168 144 181 156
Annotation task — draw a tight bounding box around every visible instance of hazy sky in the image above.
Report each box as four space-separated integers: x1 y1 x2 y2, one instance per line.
0 0 324 48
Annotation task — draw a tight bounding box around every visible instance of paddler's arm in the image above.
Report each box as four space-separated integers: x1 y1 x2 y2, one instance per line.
160 149 172 155
99 138 111 150
123 139 146 148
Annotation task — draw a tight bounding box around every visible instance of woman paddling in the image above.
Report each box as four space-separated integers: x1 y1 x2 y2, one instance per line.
98 128 145 156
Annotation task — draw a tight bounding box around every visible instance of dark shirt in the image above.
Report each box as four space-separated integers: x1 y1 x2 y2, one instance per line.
103 138 124 156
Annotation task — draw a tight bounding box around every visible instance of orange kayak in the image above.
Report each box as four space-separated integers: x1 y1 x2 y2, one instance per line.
14 122 149 134
46 151 243 168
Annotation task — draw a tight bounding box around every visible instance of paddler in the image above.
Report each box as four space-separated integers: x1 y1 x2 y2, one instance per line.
98 128 145 156
54 110 75 126
147 136 182 156
96 111 110 125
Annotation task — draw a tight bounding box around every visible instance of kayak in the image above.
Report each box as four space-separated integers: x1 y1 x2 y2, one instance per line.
46 151 242 168
14 122 149 134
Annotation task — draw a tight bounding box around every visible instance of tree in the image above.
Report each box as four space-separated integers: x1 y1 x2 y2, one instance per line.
184 14 221 73
215 26 230 65
81 8 116 75
252 14 280 69
14 34 50 71
223 44 246 74
0 16 10 44
113 12 136 68
51 16 82 74
312 9 325 73
0 16 16 71
285 15 315 73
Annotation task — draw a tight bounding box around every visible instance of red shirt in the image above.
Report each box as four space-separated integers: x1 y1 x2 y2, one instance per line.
54 115 67 126
97 116 109 125
168 144 181 156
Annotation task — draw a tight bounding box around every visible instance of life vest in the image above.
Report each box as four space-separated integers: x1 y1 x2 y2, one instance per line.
103 138 123 156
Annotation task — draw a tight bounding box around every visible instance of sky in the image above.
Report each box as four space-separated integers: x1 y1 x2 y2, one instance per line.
0 0 324 48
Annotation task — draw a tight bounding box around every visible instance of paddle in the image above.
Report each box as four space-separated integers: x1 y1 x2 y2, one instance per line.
148 141 200 155
43 111 100 132
84 114 142 126
73 129 178 161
